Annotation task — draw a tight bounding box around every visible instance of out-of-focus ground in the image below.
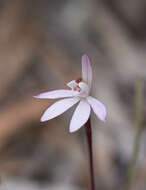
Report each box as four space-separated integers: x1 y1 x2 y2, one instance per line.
0 0 146 189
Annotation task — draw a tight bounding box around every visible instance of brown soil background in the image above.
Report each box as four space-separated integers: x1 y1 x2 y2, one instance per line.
0 0 146 189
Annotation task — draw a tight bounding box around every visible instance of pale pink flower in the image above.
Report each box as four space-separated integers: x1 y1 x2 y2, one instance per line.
34 54 107 132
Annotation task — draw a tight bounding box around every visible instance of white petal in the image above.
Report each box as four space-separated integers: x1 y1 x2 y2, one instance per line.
82 54 92 88
87 96 107 122
34 90 73 99
69 100 91 133
41 97 80 122
67 80 76 89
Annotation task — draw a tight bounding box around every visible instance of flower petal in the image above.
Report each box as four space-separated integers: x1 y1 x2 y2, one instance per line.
34 90 73 99
67 80 76 89
87 96 107 122
41 97 80 122
69 100 91 133
82 54 92 88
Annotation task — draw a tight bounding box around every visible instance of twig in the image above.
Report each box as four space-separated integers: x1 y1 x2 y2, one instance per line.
125 78 144 190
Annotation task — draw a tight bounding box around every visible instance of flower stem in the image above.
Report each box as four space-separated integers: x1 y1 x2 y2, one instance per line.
124 78 144 190
85 118 95 190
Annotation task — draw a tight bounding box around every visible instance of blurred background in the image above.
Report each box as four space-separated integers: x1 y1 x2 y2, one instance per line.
0 0 146 189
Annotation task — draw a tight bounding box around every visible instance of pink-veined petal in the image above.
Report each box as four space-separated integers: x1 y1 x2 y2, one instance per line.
69 100 91 133
82 54 92 88
41 97 80 122
34 90 73 99
87 96 107 122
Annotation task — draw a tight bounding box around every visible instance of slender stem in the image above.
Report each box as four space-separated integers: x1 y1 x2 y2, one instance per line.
85 118 95 190
125 78 144 190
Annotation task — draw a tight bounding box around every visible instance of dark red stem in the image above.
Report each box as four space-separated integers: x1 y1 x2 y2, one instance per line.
85 118 95 190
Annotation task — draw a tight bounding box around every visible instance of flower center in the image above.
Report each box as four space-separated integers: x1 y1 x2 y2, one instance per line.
74 86 81 92
75 78 82 84
74 78 89 97
67 78 90 97
73 78 83 92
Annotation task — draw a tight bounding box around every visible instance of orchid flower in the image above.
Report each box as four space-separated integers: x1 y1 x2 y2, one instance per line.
34 54 107 132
